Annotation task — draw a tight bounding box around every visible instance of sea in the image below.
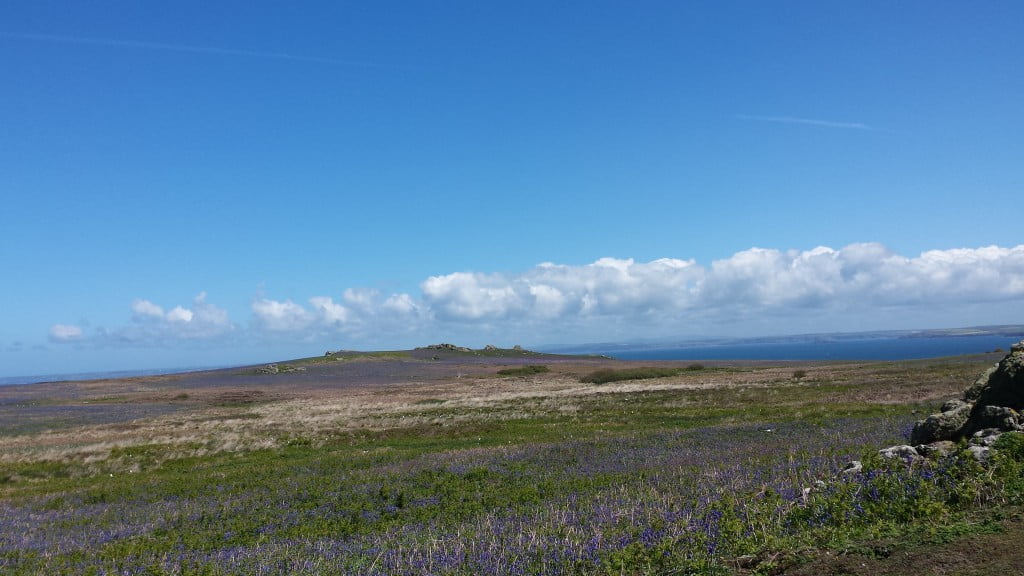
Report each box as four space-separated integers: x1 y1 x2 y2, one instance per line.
2 333 1022 386
0 366 228 387
602 334 1020 361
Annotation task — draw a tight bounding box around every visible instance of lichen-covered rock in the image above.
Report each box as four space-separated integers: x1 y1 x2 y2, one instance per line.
915 341 1024 446
967 445 991 462
840 460 863 475
941 399 970 412
878 444 921 461
910 401 973 445
963 364 999 402
915 440 956 458
970 428 1004 447
973 341 1024 408
967 405 1020 434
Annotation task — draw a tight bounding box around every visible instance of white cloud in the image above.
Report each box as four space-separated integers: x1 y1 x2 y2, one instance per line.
414 244 1024 337
165 306 194 324
421 272 522 320
45 244 1024 351
383 293 418 314
131 299 164 319
421 256 702 322
127 292 233 339
252 298 314 332
53 293 234 345
309 296 350 325
49 324 83 342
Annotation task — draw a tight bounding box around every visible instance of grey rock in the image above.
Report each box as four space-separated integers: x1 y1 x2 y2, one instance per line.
973 342 1024 408
878 445 921 461
910 401 973 445
840 460 863 475
968 405 1020 434
967 445 991 462
941 399 969 413
915 441 957 458
421 343 473 353
970 429 1004 447
963 364 998 402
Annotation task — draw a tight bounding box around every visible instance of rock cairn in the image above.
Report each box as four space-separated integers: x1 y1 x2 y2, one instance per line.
887 340 1024 462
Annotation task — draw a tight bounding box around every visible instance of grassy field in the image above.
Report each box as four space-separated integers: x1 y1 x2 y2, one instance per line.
1 350 1022 575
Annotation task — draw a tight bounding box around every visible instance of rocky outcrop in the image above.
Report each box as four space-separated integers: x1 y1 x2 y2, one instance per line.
419 343 474 353
257 363 305 374
909 401 973 445
908 340 1024 456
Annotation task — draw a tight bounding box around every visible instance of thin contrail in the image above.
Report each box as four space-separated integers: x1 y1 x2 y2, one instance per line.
735 114 877 131
0 31 371 66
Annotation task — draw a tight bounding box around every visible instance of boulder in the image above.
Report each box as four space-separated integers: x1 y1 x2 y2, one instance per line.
970 428 1004 447
912 340 1024 446
963 364 998 402
967 445 991 462
967 405 1020 435
941 399 969 412
972 341 1024 408
878 445 921 462
840 460 863 475
910 401 973 445
915 441 956 458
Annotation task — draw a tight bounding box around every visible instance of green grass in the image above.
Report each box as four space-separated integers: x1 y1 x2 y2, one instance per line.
3 356 1018 575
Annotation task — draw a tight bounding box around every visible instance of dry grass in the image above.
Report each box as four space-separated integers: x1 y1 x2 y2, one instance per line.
0 356 995 469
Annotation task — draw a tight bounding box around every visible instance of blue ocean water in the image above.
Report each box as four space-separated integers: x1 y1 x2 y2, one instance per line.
0 366 227 387
608 334 1020 361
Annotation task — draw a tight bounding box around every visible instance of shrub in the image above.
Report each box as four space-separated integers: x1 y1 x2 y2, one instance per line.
496 365 550 377
792 369 807 380
580 367 682 384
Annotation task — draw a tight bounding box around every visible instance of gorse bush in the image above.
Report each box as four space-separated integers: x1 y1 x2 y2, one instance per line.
580 367 682 384
496 365 550 377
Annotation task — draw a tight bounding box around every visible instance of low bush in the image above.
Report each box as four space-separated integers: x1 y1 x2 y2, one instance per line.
580 367 682 384
496 365 550 377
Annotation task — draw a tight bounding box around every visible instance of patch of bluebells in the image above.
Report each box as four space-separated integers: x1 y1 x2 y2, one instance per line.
0 415 930 574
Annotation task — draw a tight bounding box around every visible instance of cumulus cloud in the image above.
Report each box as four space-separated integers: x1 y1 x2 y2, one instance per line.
252 298 314 332
129 292 233 339
422 256 702 321
131 299 164 319
253 289 424 339
49 324 83 342
45 244 1024 350
52 293 234 345
245 243 1024 343
416 244 1024 335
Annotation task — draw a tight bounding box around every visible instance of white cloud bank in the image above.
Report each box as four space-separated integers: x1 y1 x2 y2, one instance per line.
49 244 1024 349
49 293 234 346
124 292 233 340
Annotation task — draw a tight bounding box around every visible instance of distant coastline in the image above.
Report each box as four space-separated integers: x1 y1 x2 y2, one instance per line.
540 324 1024 361
0 365 230 387
4 324 1022 386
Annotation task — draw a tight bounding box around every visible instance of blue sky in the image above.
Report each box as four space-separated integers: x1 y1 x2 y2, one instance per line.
2 2 1023 377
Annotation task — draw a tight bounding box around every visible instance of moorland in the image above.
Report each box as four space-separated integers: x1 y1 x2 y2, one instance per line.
1 345 1023 575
